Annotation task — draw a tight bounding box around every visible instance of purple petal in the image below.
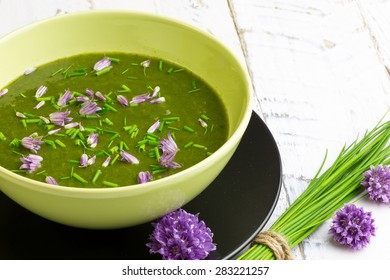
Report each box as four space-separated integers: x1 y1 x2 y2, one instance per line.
34 100 45 109
117 95 129 107
160 132 179 154
102 156 111 167
198 118 208 128
140 59 151 68
57 89 73 107
150 97 165 104
151 86 160 98
130 93 150 104
24 67 36 75
120 150 139 164
87 133 99 148
137 171 153 184
0 88 8 97
35 85 48 98
79 100 101 115
85 88 94 97
39 116 50 124
87 155 96 166
16 112 27 118
95 91 106 102
76 96 90 103
160 152 181 169
94 56 111 71
147 120 161 133
45 176 58 185
80 153 88 167
64 122 80 129
47 128 61 135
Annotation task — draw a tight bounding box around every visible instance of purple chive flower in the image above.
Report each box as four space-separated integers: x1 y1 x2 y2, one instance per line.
95 91 106 102
117 95 129 107
160 152 182 169
150 97 166 104
94 56 111 71
147 209 216 260
329 204 376 250
35 85 48 98
160 132 179 154
0 88 8 97
45 176 58 185
102 156 111 167
64 122 80 129
120 150 139 164
87 133 99 148
19 154 43 173
130 93 150 104
137 171 153 184
147 120 161 133
49 109 72 126
21 133 44 153
80 153 89 167
79 100 101 115
57 89 73 107
34 100 45 109
24 67 36 75
361 165 390 204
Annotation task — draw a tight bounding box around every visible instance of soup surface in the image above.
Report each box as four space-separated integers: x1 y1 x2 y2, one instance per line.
0 53 228 188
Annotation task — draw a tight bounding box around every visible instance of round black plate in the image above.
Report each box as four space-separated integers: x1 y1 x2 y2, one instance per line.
0 111 281 260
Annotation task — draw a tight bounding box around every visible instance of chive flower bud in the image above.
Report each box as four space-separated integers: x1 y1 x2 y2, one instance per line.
120 150 139 164
94 56 111 71
57 89 73 107
137 171 153 184
45 176 58 185
117 95 129 107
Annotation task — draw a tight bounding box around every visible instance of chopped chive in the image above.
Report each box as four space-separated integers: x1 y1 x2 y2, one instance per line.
54 133 67 137
66 128 75 135
103 181 119 187
92 169 102 184
51 67 64 76
206 152 214 156
72 172 88 184
35 170 47 176
159 60 163 71
110 154 120 165
184 141 194 148
200 114 210 121
154 147 161 161
131 62 139 66
102 129 117 134
109 133 120 141
110 146 119 154
103 103 118 112
70 128 80 139
192 80 197 89
108 57 120 63
44 140 56 149
68 159 80 164
62 64 73 74
71 166 74 177
162 116 180 121
0 132 5 141
12 169 27 173
20 93 27 98
103 118 114 126
85 115 100 119
173 68 184 73
95 67 112 76
77 132 85 140
126 76 139 80
152 169 167 175
54 139 66 148
96 150 109 157
130 103 139 107
21 119 27 128
75 68 87 73
68 72 85 77
121 68 129 74
25 119 41 124
45 124 56 130
158 120 165 132
167 67 174 74
12 150 25 156
138 143 146 152
146 132 159 140
148 140 160 146
119 141 124 151
167 126 180 131
193 143 206 149
131 129 139 139
210 124 214 132
183 125 195 133
9 138 21 147
188 88 201 93
23 112 36 118
60 176 71 180
137 139 148 145
121 84 130 91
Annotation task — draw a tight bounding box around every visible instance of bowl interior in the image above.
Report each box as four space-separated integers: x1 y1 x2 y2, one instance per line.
0 11 250 140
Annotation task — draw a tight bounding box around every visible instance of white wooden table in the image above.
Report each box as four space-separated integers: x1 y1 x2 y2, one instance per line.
1 0 390 260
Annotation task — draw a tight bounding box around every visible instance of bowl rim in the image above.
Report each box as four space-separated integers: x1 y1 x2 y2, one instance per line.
0 10 253 196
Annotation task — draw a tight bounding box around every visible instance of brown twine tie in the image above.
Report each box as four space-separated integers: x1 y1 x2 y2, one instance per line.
253 231 294 260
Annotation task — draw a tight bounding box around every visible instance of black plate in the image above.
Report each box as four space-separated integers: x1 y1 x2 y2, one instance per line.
0 111 281 260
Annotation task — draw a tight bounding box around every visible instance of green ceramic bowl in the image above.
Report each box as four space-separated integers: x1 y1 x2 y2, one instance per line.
0 11 252 229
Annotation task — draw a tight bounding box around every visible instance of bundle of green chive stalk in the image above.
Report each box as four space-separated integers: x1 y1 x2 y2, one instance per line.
238 117 390 260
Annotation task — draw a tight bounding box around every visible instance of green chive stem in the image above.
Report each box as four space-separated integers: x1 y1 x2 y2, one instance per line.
183 125 195 133
103 181 119 187
72 172 88 184
92 169 102 184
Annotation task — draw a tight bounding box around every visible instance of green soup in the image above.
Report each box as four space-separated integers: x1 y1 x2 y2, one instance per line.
0 53 228 188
